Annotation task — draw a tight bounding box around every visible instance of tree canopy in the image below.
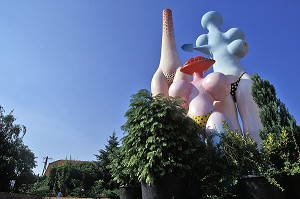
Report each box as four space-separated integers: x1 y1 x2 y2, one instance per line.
0 106 36 192
252 74 300 180
47 160 100 197
95 131 120 198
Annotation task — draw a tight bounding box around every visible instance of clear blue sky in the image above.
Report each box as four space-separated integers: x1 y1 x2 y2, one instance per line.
1 0 300 175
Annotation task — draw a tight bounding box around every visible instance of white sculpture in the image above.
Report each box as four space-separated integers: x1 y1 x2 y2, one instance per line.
182 11 263 146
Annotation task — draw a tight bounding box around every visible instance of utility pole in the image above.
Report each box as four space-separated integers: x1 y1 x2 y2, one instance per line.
42 156 52 176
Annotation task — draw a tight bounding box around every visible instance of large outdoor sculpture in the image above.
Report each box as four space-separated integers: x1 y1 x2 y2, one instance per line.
182 11 263 146
169 56 231 143
151 9 189 96
151 9 233 143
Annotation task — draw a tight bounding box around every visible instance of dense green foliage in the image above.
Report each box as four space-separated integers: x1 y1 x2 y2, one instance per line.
194 123 261 199
27 176 54 197
95 131 120 198
191 74 300 197
118 89 264 198
107 142 139 187
48 161 101 197
28 132 120 198
252 74 300 187
219 125 260 178
7 74 299 198
252 74 300 142
0 106 36 192
121 89 202 184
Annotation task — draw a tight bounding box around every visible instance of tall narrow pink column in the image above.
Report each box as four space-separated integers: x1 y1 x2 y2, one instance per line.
151 9 189 96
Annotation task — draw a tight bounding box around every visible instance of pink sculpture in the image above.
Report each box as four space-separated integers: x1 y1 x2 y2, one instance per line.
169 56 231 142
151 9 232 142
151 9 189 96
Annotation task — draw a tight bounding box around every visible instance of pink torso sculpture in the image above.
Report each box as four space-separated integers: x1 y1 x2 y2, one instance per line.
169 56 231 142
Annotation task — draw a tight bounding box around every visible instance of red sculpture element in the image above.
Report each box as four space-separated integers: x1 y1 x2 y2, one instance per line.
180 56 215 75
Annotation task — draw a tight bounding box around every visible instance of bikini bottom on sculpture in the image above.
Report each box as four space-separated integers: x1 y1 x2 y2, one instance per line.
162 71 175 86
192 110 214 130
230 72 246 102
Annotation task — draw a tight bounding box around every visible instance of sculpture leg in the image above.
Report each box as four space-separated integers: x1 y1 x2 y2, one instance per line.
151 68 169 96
214 95 242 132
206 111 232 144
236 78 263 147
151 9 184 97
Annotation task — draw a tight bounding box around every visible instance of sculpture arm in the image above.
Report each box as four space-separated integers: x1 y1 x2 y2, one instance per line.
195 34 210 55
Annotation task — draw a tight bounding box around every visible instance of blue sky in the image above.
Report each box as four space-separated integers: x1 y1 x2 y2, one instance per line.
1 1 300 175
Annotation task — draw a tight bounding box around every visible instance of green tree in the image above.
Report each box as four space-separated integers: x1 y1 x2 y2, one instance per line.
252 74 299 139
121 89 202 184
107 144 139 187
95 131 120 198
27 175 53 197
252 74 300 184
0 106 36 192
47 160 100 197
30 133 120 198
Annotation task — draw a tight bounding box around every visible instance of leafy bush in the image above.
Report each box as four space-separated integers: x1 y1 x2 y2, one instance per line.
121 89 202 184
46 161 101 197
219 123 260 178
196 122 261 198
108 145 139 187
27 177 54 197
